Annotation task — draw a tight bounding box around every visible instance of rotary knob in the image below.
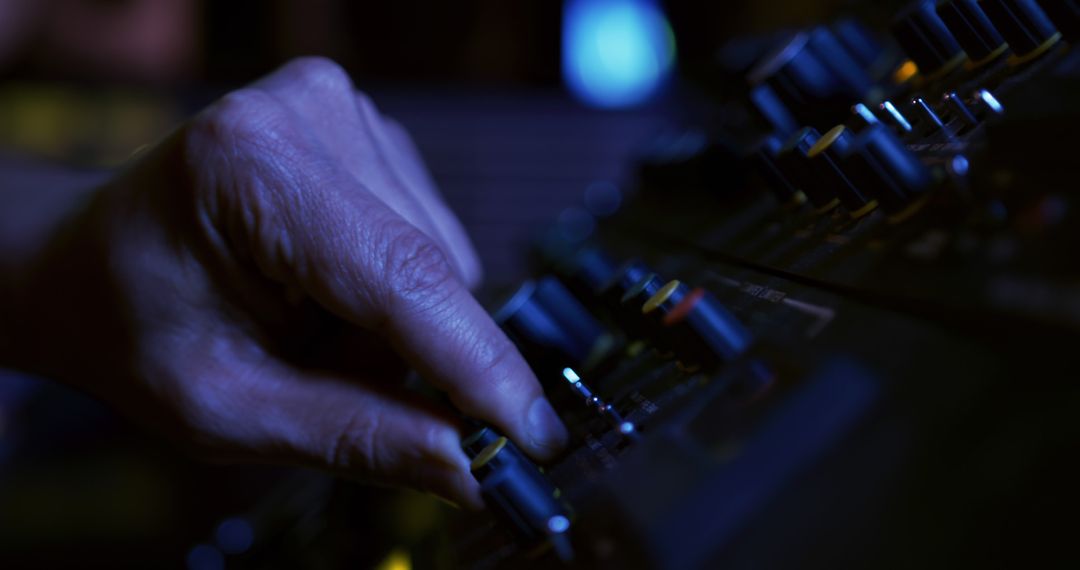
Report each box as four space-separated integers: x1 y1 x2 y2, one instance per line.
981 0 1063 66
845 123 934 221
806 125 879 218
640 280 752 368
462 427 572 557
754 134 808 208
774 127 842 213
596 261 667 342
936 0 1009 69
891 0 967 80
747 28 874 135
493 277 611 372
831 17 897 81
1040 0 1080 41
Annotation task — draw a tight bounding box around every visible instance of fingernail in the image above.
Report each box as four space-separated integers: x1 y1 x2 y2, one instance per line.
527 398 569 454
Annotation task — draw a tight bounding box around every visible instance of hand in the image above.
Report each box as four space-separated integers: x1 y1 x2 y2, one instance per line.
2 58 567 509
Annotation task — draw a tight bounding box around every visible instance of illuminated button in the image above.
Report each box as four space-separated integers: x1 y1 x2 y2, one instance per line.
879 100 914 133
971 89 1005 118
850 103 880 132
892 59 919 84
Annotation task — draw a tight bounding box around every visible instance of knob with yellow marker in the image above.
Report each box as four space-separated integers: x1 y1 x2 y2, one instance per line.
981 0 1063 66
462 427 574 560
640 280 752 369
806 125 879 218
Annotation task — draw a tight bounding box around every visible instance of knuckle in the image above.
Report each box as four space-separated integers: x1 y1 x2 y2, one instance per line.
379 221 458 308
285 56 354 95
188 87 286 152
329 409 385 474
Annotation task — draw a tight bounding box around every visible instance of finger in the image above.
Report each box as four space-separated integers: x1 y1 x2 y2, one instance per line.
250 58 452 262
228 359 485 509
359 107 483 290
189 94 568 461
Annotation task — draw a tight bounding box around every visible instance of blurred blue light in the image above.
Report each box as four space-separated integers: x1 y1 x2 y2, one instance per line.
562 0 676 109
215 517 255 554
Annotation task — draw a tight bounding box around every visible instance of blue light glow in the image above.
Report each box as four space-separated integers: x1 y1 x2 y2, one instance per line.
562 0 676 109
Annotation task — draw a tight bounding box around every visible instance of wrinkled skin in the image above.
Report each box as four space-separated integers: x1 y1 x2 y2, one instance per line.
0 58 567 509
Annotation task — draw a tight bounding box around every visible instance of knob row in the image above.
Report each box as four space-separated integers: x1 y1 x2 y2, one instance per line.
892 0 1067 80
493 261 753 375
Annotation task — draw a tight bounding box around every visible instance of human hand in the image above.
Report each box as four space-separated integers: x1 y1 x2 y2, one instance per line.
3 58 567 509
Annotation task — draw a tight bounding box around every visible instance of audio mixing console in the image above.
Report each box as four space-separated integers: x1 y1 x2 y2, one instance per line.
452 1 1080 568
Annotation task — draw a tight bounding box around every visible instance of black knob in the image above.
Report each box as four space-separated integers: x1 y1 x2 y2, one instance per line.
597 262 665 341
981 0 1062 65
554 247 620 301
775 127 840 213
936 0 1009 68
845 123 933 219
754 134 807 208
1040 0 1080 41
639 280 752 368
494 277 609 371
831 17 895 80
463 428 572 555
747 29 873 134
806 125 879 217
891 0 966 80
805 27 874 102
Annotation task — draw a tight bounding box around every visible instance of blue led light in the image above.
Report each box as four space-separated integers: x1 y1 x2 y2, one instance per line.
562 0 676 109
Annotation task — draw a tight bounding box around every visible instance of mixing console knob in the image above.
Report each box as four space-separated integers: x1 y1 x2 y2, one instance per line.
555 247 620 301
981 0 1062 66
936 0 1009 68
597 261 665 341
494 277 609 371
806 125 879 218
462 427 572 557
747 28 873 134
640 280 752 368
754 134 807 208
891 0 967 80
831 18 895 80
776 127 841 213
845 123 933 220
1040 0 1080 40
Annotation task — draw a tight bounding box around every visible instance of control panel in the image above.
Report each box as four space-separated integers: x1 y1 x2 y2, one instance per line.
455 1 1080 568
